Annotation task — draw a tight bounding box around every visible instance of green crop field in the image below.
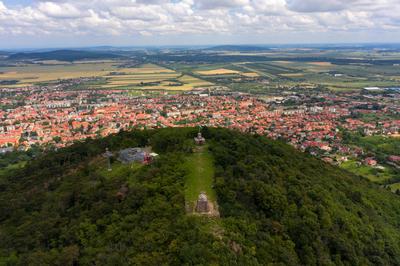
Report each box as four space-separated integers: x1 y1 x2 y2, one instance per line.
0 62 213 91
2 47 400 92
0 62 117 87
168 58 400 92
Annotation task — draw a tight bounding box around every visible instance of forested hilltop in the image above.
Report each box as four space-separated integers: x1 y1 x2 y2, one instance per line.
1 128 400 265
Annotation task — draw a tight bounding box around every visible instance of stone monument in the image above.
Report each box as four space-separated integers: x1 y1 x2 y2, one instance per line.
102 148 113 171
194 132 206 145
195 192 209 213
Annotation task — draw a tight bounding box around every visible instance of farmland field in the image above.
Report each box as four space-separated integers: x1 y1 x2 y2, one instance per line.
167 59 400 92
196 68 240 75
0 62 213 91
230 60 400 91
102 64 212 90
0 62 116 87
3 47 400 92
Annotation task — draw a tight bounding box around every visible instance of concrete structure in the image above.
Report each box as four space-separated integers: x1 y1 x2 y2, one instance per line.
194 132 206 145
0 147 13 154
118 147 148 164
102 148 113 171
195 192 209 213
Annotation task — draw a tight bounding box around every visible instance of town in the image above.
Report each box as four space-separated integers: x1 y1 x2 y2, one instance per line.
1 82 400 177
2 0 400 262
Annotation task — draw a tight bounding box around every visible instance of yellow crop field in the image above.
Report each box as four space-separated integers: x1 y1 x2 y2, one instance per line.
196 67 258 78
105 74 180 80
273 61 293 64
101 64 213 90
280 73 305 77
179 75 212 85
0 71 106 83
242 72 259 77
151 83 196 91
197 68 240 75
0 62 116 85
110 63 175 74
309 62 332 66
36 60 73 65
0 62 212 91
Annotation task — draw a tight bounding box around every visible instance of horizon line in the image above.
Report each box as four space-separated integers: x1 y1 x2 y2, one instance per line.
2 42 400 52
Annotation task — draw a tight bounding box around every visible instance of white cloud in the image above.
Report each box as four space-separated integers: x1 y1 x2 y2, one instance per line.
38 2 84 19
285 0 351 12
196 0 249 10
0 0 399 46
111 5 164 21
0 1 6 11
251 0 288 15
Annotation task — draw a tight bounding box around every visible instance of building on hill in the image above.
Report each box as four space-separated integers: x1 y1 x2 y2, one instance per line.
118 147 151 164
0 147 13 154
195 192 209 213
194 132 206 145
388 155 400 165
364 157 377 166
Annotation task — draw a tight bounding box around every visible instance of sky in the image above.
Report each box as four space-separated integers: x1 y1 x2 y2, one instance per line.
0 0 399 49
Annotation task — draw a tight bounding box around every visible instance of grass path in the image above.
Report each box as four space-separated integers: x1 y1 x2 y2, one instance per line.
184 146 216 203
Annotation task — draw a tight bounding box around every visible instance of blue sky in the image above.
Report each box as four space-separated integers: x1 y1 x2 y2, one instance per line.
3 0 32 6
0 0 399 49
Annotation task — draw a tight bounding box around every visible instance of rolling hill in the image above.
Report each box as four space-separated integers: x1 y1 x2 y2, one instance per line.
1 127 400 265
204 45 272 52
7 50 124 62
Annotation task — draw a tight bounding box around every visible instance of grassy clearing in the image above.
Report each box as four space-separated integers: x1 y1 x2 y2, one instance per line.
340 160 393 183
184 146 216 203
96 159 144 182
389 183 400 192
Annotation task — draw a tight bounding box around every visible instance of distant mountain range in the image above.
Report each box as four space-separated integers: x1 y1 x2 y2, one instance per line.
205 43 400 52
2 43 400 56
7 49 125 62
204 45 272 52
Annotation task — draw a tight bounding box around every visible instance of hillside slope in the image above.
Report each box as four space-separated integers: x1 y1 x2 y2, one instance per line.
1 128 400 265
8 50 123 62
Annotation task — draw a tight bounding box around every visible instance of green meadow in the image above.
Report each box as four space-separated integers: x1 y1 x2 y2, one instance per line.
184 146 216 203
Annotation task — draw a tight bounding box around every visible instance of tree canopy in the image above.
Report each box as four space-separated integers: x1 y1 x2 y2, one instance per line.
1 127 400 265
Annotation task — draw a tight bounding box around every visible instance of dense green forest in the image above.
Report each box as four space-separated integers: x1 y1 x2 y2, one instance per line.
1 128 400 265
8 50 124 62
